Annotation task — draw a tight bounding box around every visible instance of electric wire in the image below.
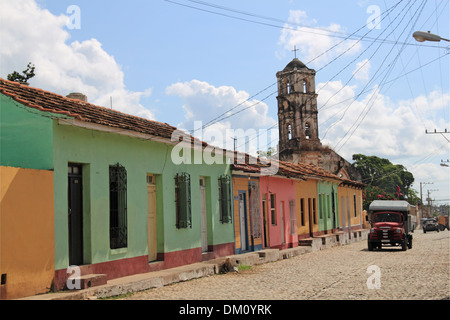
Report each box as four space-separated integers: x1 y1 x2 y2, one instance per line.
331 0 428 152
187 0 406 140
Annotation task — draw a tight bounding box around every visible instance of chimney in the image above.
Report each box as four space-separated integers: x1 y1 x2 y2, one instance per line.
66 92 87 102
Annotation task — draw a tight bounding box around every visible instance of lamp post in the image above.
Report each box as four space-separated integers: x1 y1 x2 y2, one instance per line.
413 31 450 43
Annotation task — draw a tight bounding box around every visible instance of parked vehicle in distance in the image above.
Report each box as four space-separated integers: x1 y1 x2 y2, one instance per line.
423 218 440 233
367 200 413 251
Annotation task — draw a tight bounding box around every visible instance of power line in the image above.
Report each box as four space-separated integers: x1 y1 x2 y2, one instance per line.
165 0 444 49
321 0 418 141
332 0 428 152
185 0 408 137
318 0 415 120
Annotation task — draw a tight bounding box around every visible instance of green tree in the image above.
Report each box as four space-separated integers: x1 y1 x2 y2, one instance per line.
257 147 277 159
7 62 35 85
352 154 420 209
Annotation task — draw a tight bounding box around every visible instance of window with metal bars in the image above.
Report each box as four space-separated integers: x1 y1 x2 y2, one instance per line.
109 163 127 249
218 175 232 223
175 172 192 229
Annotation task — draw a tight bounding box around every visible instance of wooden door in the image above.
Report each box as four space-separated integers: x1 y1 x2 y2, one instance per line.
239 192 248 251
262 194 270 248
308 198 314 237
68 164 83 266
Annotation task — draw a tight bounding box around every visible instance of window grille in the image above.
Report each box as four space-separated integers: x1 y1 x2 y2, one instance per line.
300 198 305 226
175 173 192 229
109 163 127 249
218 175 232 223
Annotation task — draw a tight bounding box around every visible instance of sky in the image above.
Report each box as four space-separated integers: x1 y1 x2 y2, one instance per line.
1 0 449 205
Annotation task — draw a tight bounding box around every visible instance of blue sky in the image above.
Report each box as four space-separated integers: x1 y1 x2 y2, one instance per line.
1 0 449 204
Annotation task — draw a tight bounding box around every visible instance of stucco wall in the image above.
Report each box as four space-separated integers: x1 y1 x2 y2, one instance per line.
0 166 55 300
0 94 67 170
295 179 319 238
52 122 234 272
338 185 364 230
259 176 297 249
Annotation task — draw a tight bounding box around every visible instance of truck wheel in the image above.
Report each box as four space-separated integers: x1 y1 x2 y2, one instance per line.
401 238 407 251
423 228 426 233
408 237 412 249
368 241 374 251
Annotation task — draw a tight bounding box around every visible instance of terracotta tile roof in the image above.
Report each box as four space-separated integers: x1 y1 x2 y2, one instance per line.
0 78 364 187
231 152 337 180
231 151 365 187
0 78 179 140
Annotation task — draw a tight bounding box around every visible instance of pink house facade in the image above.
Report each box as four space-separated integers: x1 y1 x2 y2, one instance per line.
260 176 299 250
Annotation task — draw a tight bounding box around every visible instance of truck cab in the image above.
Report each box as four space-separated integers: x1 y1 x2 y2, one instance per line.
367 200 413 251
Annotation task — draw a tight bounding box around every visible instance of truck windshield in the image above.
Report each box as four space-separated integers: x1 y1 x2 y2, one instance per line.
374 213 401 223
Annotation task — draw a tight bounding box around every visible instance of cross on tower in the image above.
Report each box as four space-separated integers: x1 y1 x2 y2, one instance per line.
292 46 299 58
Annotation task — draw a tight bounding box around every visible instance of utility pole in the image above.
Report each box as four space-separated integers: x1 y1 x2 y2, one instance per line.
426 189 439 218
420 182 433 204
425 129 450 143
440 159 450 167
426 129 449 134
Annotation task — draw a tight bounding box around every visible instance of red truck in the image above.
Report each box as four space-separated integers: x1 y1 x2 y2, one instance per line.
367 200 413 251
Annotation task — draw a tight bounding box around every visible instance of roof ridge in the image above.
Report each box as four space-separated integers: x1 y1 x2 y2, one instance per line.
0 78 363 186
0 77 177 130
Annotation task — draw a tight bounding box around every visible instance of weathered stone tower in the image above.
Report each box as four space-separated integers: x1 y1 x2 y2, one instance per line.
276 58 362 182
277 58 322 163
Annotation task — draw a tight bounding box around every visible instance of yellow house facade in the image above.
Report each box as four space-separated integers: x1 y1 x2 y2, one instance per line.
295 178 319 239
0 166 55 300
338 181 365 232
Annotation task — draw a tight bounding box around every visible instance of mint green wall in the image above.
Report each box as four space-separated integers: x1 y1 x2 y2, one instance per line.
317 181 339 231
0 95 64 170
53 123 233 270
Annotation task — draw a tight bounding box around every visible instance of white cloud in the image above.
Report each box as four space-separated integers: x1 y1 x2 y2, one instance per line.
166 79 277 155
353 59 371 82
317 81 450 162
277 10 362 67
317 80 449 201
0 0 154 119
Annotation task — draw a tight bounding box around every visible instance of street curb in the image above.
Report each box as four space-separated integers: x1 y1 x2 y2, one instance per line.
19 230 369 300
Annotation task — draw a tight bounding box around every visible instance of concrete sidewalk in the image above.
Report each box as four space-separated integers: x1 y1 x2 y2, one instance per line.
19 230 368 300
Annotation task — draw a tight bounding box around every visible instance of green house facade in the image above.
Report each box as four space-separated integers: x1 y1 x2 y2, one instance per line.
317 180 340 233
1 79 235 291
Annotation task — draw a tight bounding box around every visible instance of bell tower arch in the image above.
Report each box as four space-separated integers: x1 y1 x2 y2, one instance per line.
276 58 322 163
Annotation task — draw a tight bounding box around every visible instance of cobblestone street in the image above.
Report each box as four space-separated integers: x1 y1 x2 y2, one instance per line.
122 229 449 300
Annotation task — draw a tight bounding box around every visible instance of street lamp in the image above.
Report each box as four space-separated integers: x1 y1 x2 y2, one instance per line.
413 31 450 43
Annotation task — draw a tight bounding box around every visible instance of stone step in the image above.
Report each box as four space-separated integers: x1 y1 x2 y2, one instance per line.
298 238 314 246
78 274 107 289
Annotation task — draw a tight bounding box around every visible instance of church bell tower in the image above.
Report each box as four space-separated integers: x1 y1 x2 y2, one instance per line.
277 58 322 164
